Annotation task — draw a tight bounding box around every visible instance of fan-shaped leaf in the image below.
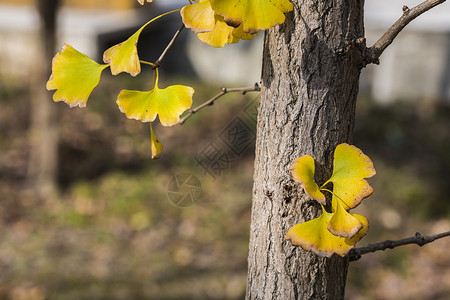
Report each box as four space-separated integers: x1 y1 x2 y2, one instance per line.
285 206 369 257
103 27 143 76
46 44 109 108
103 10 177 76
197 14 240 47
290 155 326 204
329 143 376 209
327 198 363 238
209 0 293 34
181 0 215 34
116 85 194 127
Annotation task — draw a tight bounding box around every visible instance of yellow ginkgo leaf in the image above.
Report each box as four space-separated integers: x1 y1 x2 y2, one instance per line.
209 0 294 34
328 143 376 210
232 24 257 40
290 155 326 204
197 14 239 47
349 213 370 244
181 0 215 34
46 44 109 108
285 206 369 257
327 198 363 238
271 0 294 13
116 83 194 127
103 10 177 76
103 27 143 76
150 123 163 159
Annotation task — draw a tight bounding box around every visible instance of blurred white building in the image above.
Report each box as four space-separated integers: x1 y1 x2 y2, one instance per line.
189 0 450 102
364 0 450 103
0 2 141 81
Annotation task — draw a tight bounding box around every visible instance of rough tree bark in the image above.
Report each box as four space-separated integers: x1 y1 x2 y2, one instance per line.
247 1 365 299
28 0 60 198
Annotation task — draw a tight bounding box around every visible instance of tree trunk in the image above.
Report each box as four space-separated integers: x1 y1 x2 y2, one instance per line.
246 1 365 299
28 0 60 198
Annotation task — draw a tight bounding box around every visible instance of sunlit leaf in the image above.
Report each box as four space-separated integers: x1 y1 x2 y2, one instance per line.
209 0 294 34
116 83 194 127
181 0 215 34
197 14 240 47
150 123 163 159
327 198 363 238
285 206 369 257
103 27 143 76
103 10 177 76
349 213 369 245
328 143 376 209
290 155 326 204
271 0 294 12
46 44 109 108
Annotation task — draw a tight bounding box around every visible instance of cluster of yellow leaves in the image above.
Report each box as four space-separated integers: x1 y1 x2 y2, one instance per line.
46 10 193 159
285 143 376 257
181 0 293 47
47 1 293 157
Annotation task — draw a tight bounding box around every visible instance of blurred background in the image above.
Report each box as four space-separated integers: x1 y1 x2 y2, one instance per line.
0 0 449 299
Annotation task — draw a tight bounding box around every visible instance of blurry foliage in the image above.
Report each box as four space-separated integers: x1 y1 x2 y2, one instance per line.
0 73 255 299
1 77 450 299
346 96 450 300
354 96 450 219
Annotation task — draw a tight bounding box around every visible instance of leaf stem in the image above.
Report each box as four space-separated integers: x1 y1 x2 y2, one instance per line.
154 68 159 89
320 188 334 196
140 9 181 33
320 188 346 211
320 180 331 190
140 60 156 67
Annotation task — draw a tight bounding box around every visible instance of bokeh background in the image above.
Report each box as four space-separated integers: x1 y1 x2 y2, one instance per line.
0 0 449 299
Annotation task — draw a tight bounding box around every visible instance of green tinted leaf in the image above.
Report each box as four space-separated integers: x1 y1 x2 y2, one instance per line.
117 84 194 126
329 143 376 209
103 28 143 76
103 10 178 76
46 44 108 108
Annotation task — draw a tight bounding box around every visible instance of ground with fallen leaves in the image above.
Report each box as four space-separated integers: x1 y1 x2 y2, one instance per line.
0 75 449 299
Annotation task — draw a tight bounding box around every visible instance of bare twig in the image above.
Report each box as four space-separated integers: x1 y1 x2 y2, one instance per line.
365 0 446 65
348 230 450 262
154 24 185 69
179 83 261 125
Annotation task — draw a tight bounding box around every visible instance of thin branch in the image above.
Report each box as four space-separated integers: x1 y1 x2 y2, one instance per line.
365 0 446 65
179 83 261 125
348 230 450 262
153 24 185 69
